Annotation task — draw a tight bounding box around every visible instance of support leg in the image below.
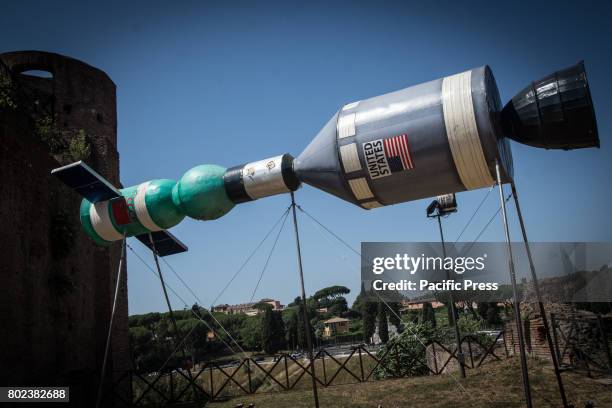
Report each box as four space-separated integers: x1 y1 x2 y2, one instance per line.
511 183 569 408
495 161 533 408
148 234 203 405
95 236 126 408
437 215 466 378
290 192 320 408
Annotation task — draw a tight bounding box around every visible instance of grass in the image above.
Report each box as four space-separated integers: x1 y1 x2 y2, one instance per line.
207 357 612 408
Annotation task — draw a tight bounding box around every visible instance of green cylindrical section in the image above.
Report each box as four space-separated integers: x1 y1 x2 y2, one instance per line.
79 165 239 246
144 179 185 229
173 164 235 220
79 199 112 246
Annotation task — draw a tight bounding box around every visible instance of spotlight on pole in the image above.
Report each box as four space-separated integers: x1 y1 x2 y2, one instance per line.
426 194 457 218
426 193 465 378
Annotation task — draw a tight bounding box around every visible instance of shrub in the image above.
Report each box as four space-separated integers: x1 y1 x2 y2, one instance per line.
68 129 91 161
373 322 443 379
0 73 17 109
457 314 493 348
36 116 65 154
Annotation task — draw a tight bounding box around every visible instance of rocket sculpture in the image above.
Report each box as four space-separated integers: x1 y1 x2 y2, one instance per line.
52 61 599 256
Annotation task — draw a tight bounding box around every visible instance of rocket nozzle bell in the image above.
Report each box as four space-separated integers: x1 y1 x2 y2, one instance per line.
501 61 599 150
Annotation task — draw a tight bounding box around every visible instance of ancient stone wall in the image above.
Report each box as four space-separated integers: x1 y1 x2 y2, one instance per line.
0 51 129 407
503 304 612 373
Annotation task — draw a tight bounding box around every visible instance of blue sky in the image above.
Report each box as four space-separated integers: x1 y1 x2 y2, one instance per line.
2 1 611 314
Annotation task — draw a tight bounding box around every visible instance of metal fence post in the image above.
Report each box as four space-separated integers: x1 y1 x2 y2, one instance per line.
432 343 439 375
284 355 290 389
358 346 365 381
209 366 214 400
247 359 253 394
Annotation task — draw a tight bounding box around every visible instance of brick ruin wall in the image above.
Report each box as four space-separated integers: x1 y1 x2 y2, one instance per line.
0 51 129 406
504 303 612 370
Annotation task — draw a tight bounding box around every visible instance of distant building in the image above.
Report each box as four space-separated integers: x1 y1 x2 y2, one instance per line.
213 298 284 316
260 298 283 310
322 317 350 338
399 299 444 314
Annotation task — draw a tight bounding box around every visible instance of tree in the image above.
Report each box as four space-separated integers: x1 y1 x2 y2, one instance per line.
476 302 501 327
445 301 458 327
486 306 501 326
176 318 208 362
261 307 275 354
362 301 377 343
129 326 154 371
239 316 262 351
261 308 286 354
421 302 437 327
328 297 348 316
377 302 389 343
273 310 286 351
351 282 367 317
457 314 482 335
284 308 299 350
313 285 350 302
287 296 302 308
314 285 350 320
476 302 490 320
296 299 315 350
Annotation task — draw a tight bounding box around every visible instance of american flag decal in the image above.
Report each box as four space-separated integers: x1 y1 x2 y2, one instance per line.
383 134 414 172
111 197 132 226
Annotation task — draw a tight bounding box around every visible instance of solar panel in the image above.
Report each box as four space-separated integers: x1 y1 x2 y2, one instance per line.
51 161 120 203
135 230 189 257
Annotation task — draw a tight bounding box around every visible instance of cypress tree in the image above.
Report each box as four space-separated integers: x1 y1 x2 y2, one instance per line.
296 299 314 350
262 308 287 354
362 301 377 343
422 302 437 327
272 310 286 351
285 311 299 350
485 304 501 326
261 307 275 353
377 302 389 343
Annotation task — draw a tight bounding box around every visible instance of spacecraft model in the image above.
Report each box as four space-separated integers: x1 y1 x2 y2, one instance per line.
52 61 599 256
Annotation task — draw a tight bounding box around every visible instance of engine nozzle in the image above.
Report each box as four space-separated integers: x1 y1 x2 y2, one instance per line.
501 61 599 150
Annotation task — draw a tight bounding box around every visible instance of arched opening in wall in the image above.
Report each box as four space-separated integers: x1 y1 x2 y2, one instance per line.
19 69 53 79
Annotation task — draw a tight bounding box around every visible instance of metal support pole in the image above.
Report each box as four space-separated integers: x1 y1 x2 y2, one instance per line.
495 160 533 408
148 234 202 404
95 236 126 408
436 215 466 378
511 183 569 408
290 192 320 408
